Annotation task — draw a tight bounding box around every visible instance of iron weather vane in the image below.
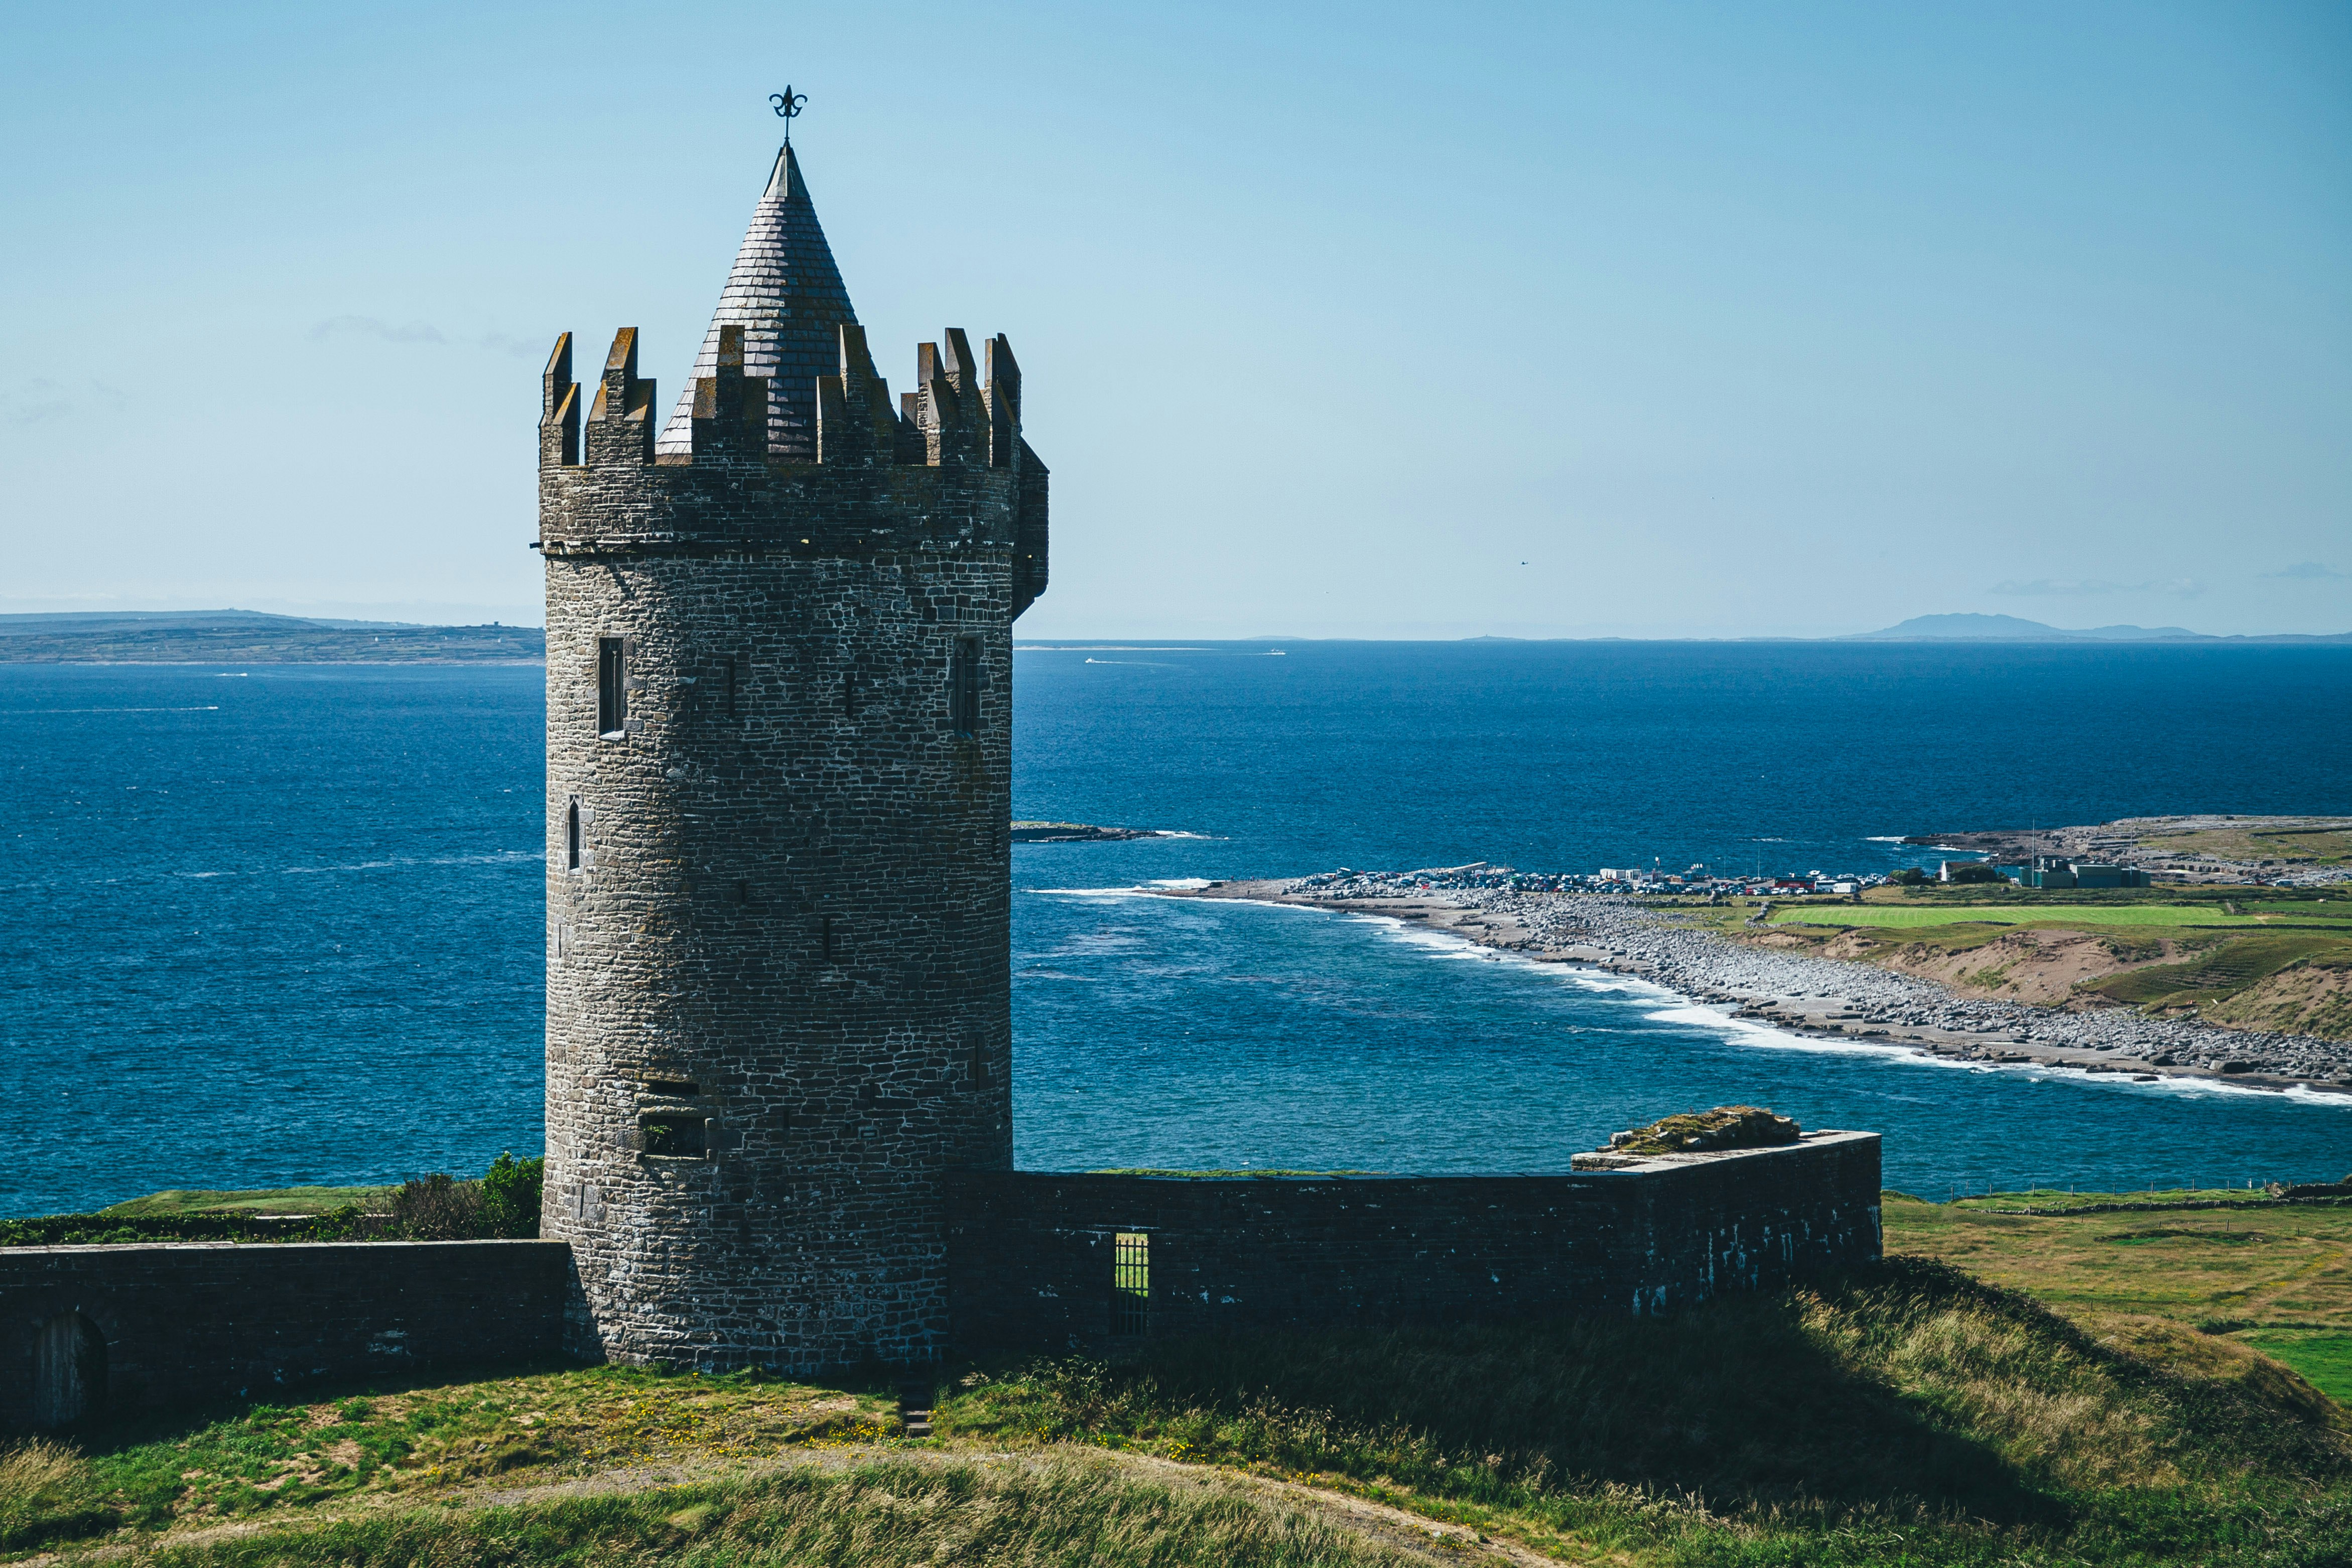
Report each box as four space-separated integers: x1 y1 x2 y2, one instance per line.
770 86 808 144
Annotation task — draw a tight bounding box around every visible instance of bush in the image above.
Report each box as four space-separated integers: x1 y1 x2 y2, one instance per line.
387 1174 482 1240
1947 862 2005 884
387 1155 542 1240
1890 867 1931 886
479 1153 544 1238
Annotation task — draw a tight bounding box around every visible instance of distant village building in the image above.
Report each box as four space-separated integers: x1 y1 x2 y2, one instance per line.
2006 856 2150 889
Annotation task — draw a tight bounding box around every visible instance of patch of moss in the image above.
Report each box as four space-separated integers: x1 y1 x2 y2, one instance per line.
1600 1105 1800 1157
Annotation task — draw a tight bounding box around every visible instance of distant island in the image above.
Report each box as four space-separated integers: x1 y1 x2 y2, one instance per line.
1010 821 1158 842
0 610 545 664
1842 613 2352 644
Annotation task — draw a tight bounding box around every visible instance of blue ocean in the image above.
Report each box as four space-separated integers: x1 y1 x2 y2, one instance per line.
4 642 2348 1217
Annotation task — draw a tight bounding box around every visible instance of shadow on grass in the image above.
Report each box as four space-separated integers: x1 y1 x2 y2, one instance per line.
940 1258 2352 1534
54 1354 590 1458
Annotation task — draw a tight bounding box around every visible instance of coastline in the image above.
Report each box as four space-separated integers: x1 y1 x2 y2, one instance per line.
1158 877 2352 1099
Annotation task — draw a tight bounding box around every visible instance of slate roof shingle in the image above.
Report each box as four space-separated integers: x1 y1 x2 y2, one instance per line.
655 144 858 460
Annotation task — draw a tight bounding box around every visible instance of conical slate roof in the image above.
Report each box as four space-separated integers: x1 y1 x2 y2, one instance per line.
656 144 858 459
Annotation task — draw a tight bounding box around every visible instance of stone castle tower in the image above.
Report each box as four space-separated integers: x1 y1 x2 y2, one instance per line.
536 142 1047 1371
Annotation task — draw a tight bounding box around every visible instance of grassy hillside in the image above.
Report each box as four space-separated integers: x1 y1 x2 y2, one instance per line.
7 1203 2351 1566
938 1255 2350 1565
1724 888 2352 1040
3 1452 1413 1567
2141 824 2352 870
1887 1192 2352 1402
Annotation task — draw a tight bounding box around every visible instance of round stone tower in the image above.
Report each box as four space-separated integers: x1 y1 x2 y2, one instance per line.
537 144 1048 1371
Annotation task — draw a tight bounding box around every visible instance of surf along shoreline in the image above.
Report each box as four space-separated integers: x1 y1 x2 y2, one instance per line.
1152 873 2352 1100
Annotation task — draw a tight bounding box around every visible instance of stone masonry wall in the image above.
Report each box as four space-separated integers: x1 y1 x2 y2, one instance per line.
947 1133 1881 1352
540 324 1042 1374
0 1241 568 1435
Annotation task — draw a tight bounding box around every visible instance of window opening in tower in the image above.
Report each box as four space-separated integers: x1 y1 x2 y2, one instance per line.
639 1112 707 1157
1112 1233 1150 1336
598 637 628 737
952 636 981 737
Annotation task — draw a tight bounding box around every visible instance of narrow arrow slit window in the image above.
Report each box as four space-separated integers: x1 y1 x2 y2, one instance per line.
598 637 627 737
951 636 980 738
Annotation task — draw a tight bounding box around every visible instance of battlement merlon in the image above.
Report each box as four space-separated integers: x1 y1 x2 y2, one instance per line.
541 333 579 469
583 328 656 468
689 324 766 462
985 336 1020 470
814 324 896 466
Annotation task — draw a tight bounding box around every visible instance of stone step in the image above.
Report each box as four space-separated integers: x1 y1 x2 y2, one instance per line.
897 1379 936 1439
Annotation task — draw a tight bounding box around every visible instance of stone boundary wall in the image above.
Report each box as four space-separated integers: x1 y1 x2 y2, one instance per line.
2 1136 1881 1430
0 1241 570 1434
947 1133 1881 1352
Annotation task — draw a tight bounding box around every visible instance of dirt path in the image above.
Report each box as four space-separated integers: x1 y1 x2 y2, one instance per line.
16 1439 1593 1567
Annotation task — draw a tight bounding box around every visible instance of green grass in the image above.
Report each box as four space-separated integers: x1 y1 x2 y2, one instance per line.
1886 1193 2352 1327
20 1458 1417 1568
2081 934 2350 1005
1772 904 2285 929
1943 1189 2347 1213
2142 826 2352 867
1739 896 2352 1039
98 1187 391 1218
10 1156 545 1247
1887 1191 2352 1435
2247 1334 2352 1404
0 1363 898 1553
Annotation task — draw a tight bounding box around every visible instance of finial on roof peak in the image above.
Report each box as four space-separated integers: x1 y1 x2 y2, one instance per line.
769 85 807 145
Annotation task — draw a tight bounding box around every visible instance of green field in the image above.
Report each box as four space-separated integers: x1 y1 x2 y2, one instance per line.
1890 1192 2352 1402
97 1186 391 1218
1737 898 2352 1038
1772 903 2277 929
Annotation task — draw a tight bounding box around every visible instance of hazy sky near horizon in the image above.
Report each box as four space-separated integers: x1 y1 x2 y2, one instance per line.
2 2 2346 637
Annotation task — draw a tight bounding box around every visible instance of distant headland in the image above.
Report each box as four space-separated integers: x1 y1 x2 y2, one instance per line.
0 610 545 663
1842 613 2352 644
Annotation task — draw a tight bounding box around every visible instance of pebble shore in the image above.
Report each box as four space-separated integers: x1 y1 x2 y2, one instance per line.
1172 871 2352 1097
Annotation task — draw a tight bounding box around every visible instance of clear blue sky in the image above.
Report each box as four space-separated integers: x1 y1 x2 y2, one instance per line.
2 2 2345 636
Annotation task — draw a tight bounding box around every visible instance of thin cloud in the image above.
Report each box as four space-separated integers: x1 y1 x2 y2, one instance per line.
1989 577 2204 599
311 315 449 345
311 317 542 357
0 378 73 425
1989 578 2130 596
1 378 129 426
2263 561 2347 581
475 331 548 359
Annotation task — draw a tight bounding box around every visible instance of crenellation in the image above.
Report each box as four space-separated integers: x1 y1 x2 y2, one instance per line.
586 328 656 468
542 332 580 469
984 335 1020 471
689 324 765 462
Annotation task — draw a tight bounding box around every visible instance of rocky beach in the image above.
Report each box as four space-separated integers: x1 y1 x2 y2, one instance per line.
1163 869 2352 1097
